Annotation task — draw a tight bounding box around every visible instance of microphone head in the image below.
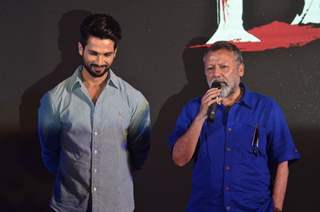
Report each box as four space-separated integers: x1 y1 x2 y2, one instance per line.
211 81 222 89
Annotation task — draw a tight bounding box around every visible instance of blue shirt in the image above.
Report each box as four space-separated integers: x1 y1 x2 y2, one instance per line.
169 84 300 212
38 66 151 212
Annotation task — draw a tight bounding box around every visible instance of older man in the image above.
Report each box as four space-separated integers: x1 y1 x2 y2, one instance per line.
169 41 300 212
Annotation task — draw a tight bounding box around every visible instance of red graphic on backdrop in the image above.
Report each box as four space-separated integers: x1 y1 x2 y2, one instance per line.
194 0 320 51
191 21 320 52
238 22 320 51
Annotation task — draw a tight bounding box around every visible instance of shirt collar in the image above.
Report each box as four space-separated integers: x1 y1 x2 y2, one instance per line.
68 65 119 91
238 83 253 109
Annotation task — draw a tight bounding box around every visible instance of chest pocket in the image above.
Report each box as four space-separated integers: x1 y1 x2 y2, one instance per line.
102 100 131 132
95 98 132 150
232 122 269 160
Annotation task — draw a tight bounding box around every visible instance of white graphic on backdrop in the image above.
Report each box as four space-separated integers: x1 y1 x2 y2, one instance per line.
206 0 260 44
291 0 320 24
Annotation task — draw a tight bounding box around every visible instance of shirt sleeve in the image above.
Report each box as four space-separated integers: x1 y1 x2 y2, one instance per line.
38 93 61 174
267 100 301 165
127 92 151 171
168 100 198 155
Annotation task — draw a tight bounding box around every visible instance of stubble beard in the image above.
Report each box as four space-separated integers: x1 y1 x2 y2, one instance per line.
84 63 110 78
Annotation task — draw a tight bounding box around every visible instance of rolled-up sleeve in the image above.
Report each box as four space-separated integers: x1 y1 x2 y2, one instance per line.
168 99 199 155
267 100 301 164
38 93 61 174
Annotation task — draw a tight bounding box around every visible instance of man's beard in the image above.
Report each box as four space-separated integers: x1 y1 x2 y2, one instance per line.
220 83 234 98
210 80 235 98
84 63 110 78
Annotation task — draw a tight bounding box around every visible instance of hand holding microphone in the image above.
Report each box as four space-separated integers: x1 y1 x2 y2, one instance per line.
207 81 221 121
199 81 222 121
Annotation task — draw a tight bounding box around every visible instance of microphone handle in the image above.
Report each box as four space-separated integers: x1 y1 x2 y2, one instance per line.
208 102 217 121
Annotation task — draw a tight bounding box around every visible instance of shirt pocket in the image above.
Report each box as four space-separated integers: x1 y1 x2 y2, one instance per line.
117 110 130 133
102 100 131 132
233 122 268 160
99 101 131 150
232 122 271 191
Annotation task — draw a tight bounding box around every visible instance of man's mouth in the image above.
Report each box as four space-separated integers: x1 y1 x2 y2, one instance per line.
220 82 228 87
92 65 106 72
214 80 227 87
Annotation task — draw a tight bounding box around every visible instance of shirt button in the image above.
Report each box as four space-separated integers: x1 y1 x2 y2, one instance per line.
94 150 98 154
93 168 97 173
225 186 230 191
226 147 232 152
225 165 231 171
94 131 98 136
93 187 97 192
228 128 232 132
226 206 231 211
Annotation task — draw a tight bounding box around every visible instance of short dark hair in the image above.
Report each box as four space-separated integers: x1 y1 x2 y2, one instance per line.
80 13 122 48
204 41 244 64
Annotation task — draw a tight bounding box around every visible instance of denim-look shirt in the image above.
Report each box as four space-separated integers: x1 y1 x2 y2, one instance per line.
169 84 300 212
38 66 151 212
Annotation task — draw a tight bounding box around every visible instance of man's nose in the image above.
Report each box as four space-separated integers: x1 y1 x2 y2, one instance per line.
208 68 223 77
96 55 105 65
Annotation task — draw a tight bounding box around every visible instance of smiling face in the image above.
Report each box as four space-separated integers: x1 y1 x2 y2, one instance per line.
203 49 244 98
78 36 117 78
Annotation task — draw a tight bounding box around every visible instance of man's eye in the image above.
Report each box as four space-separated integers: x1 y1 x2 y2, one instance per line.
89 52 97 56
104 53 112 57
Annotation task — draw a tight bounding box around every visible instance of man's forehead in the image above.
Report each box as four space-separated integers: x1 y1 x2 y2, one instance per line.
86 36 115 48
86 46 115 53
85 43 116 54
204 50 237 63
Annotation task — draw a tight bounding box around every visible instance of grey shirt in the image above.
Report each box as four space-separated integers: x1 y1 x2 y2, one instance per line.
38 66 151 212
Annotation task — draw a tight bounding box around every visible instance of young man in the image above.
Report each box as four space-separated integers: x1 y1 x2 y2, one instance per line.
38 13 151 212
169 41 300 212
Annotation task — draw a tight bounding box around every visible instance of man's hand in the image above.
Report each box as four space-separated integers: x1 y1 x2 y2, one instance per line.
198 87 222 119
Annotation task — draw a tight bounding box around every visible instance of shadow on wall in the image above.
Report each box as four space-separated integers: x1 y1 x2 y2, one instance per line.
133 37 208 212
285 128 320 212
0 10 90 212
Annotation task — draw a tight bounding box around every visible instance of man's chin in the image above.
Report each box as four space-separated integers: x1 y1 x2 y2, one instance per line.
89 68 109 78
220 87 232 98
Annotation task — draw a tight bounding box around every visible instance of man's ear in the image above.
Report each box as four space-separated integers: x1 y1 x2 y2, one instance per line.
114 48 117 58
239 63 245 77
78 42 84 56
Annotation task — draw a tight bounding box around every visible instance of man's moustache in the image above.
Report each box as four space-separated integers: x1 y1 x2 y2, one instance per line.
213 80 228 87
91 64 108 68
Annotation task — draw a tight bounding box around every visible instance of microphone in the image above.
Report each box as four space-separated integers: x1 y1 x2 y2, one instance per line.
207 81 221 121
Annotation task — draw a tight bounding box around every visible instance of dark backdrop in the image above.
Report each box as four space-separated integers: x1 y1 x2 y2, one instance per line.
0 0 318 211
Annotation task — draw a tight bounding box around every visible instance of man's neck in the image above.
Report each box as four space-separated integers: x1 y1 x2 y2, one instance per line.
81 67 109 103
81 68 109 88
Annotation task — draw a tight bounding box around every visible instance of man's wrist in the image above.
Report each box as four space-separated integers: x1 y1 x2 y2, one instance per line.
194 113 207 123
274 207 282 212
